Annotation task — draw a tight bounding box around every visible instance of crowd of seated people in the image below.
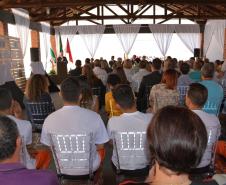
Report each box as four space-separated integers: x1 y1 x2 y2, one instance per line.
1 55 226 185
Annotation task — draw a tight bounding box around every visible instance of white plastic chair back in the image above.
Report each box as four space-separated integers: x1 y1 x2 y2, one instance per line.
26 101 54 131
203 101 220 116
198 125 220 168
113 131 149 171
49 133 94 177
177 86 189 106
20 136 26 165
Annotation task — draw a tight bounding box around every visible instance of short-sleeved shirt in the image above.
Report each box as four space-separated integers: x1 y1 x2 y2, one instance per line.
0 163 59 185
177 74 192 86
149 84 179 113
107 111 152 170
189 70 201 82
7 115 35 169
199 80 224 114
41 105 109 175
193 110 221 168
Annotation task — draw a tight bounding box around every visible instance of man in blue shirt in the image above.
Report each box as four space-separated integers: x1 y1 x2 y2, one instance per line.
200 63 223 115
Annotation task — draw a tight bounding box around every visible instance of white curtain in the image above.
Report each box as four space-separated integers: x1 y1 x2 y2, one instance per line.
11 8 30 58
204 21 218 57
213 20 226 53
204 20 226 60
175 24 200 54
40 22 50 70
113 24 141 56
149 25 175 57
77 25 105 58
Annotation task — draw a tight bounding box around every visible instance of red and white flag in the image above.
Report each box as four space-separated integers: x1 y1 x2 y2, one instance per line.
65 38 73 63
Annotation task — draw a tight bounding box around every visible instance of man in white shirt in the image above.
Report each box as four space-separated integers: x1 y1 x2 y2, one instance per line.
108 84 153 171
185 83 220 172
41 77 109 175
93 59 108 85
0 88 35 169
131 60 150 93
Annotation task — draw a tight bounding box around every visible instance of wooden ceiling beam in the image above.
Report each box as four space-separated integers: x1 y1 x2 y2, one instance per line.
130 4 152 23
103 5 128 24
35 14 226 22
2 0 226 9
158 4 192 24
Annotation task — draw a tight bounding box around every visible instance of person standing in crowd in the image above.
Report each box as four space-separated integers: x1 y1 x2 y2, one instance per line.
57 51 68 64
0 116 59 185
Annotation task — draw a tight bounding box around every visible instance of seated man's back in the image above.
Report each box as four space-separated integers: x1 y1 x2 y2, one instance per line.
200 63 224 114
108 84 153 170
200 80 223 107
108 111 152 170
193 110 220 168
41 77 109 175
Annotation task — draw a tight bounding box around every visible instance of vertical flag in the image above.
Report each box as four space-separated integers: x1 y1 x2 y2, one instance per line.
50 47 56 63
50 47 56 70
59 33 63 53
66 38 73 63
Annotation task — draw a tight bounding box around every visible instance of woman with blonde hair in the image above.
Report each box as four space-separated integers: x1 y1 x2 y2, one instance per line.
24 74 55 130
25 74 50 102
24 74 54 169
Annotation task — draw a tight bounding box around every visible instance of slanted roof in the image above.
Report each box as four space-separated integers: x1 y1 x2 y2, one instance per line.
1 0 226 25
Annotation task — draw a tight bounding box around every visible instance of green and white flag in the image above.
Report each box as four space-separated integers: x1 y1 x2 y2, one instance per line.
50 47 56 63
